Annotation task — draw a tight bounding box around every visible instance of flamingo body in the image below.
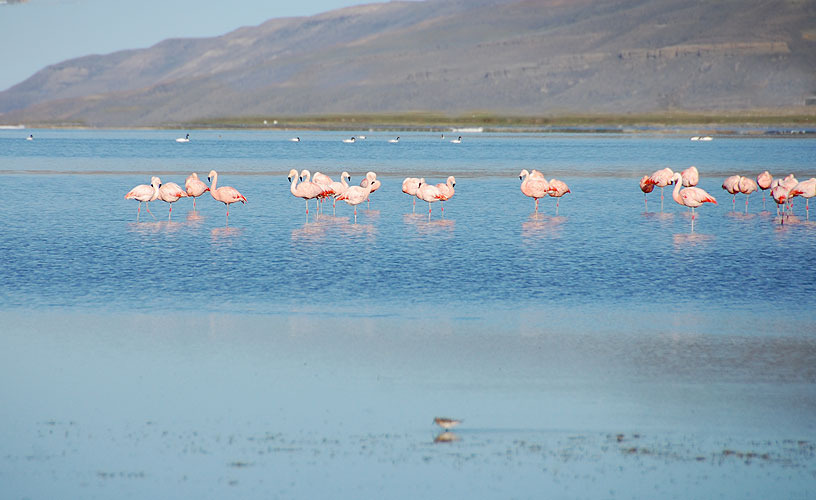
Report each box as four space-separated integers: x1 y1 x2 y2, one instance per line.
208 170 246 221
681 166 699 187
519 169 551 212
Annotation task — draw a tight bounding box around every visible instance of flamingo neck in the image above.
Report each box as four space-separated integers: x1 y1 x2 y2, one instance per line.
209 173 218 198
672 177 683 204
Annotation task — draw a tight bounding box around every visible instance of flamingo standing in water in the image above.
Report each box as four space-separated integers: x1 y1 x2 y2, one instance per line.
312 172 336 213
402 177 421 212
738 176 758 213
722 175 741 210
681 166 699 187
789 178 816 220
757 171 773 209
185 172 209 209
519 169 551 213
547 179 570 215
208 170 246 222
645 167 674 211
415 178 443 219
158 181 188 220
639 175 655 211
327 172 351 213
771 182 792 223
336 172 376 222
288 169 324 216
670 172 717 232
125 176 161 221
435 176 456 214
359 171 381 208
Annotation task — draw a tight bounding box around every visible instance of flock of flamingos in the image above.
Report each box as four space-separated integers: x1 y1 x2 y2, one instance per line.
124 164 816 230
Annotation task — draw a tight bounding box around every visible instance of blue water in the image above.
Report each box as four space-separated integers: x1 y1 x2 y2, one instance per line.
1 129 815 499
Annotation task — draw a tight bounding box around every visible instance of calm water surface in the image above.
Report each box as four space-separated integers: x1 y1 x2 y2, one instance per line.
1 129 815 498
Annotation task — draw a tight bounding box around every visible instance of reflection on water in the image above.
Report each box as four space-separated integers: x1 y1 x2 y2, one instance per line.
127 220 185 234
210 226 244 243
434 431 460 443
672 232 715 247
521 213 565 240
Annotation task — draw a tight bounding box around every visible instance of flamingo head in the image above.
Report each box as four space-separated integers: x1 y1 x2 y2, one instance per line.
342 171 351 181
207 170 217 182
287 168 298 182
151 176 162 188
519 169 529 180
300 169 310 182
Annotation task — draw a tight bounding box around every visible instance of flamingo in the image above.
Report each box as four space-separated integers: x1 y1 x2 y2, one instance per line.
722 175 741 210
158 181 188 220
185 172 210 209
175 133 190 143
402 177 421 212
359 171 381 208
789 178 816 220
207 170 246 222
519 169 551 213
645 167 674 211
327 172 351 212
681 166 699 187
738 176 758 213
547 179 570 215
435 176 456 214
757 170 773 209
780 174 799 214
670 172 717 232
288 169 324 216
336 172 376 222
771 183 791 222
416 178 443 219
125 176 161 221
312 172 336 212
640 175 655 211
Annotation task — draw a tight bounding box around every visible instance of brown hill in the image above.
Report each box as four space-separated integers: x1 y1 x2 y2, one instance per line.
1 0 814 126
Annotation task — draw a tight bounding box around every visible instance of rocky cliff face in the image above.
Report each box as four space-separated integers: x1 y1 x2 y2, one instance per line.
1 0 814 126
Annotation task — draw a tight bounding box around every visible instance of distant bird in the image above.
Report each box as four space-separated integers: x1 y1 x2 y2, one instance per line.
434 417 462 430
26 134 33 141
336 172 376 221
358 135 367 140
124 176 162 221
416 178 443 218
388 136 400 143
519 169 551 213
208 170 246 222
547 178 570 215
721 175 741 210
435 176 456 214
738 176 758 213
671 172 717 232
342 137 356 143
185 172 209 210
789 178 816 219
645 167 674 211
639 175 655 211
290 137 300 142
288 169 325 216
158 181 188 220
175 133 190 143
402 177 421 212
757 170 773 209
450 136 462 144
680 166 699 187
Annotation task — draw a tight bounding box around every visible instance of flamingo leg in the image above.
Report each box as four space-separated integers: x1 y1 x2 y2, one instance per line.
644 194 648 212
660 187 664 212
413 197 416 213
691 207 695 232
535 198 539 213
745 195 749 214
146 203 155 219
193 197 197 210
168 205 172 221
556 199 560 216
732 194 736 211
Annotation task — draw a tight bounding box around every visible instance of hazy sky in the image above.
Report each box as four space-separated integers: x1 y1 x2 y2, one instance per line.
0 0 371 91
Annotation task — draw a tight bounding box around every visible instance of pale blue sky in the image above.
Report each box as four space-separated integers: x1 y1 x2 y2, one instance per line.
0 0 372 91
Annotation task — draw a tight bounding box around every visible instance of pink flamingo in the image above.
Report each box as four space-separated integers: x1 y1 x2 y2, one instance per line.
645 167 674 211
336 172 376 222
757 171 773 209
435 176 456 214
124 176 161 221
185 172 209 209
402 177 421 212
359 171 381 208
738 176 758 213
416 178 443 219
789 178 816 220
158 181 188 220
519 169 551 213
639 175 655 211
207 170 246 222
327 172 351 213
288 168 324 216
547 178 570 215
771 182 791 223
780 174 799 215
670 172 717 232
681 166 699 187
721 175 741 210
312 172 336 213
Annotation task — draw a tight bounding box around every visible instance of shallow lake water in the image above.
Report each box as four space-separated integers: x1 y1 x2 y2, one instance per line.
1 129 815 498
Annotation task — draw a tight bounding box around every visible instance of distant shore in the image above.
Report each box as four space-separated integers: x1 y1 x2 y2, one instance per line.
7 110 816 134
